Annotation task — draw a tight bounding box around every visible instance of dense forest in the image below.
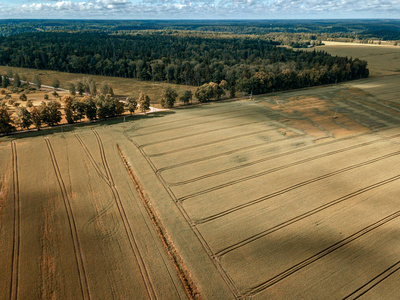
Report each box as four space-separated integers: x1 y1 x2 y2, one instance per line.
0 32 369 95
1 19 400 40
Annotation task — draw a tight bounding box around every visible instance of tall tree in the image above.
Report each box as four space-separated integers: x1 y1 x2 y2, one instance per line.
126 97 137 115
69 83 76 96
160 87 178 108
138 92 150 113
33 75 41 89
30 106 42 130
52 78 60 89
17 107 32 130
13 73 21 87
0 104 15 134
180 90 193 104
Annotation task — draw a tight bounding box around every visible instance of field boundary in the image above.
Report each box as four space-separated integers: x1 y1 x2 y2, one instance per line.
118 146 197 299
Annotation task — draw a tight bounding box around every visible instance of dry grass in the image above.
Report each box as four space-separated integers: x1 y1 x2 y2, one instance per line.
0 65 197 105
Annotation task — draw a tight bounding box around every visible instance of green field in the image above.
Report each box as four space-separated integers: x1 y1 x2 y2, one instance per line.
2 43 400 299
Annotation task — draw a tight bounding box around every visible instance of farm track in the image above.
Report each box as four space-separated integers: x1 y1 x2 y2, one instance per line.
171 131 400 187
140 119 278 149
244 208 400 297
133 110 281 138
79 130 158 300
149 127 279 157
44 137 91 300
215 174 400 257
123 130 242 298
179 138 400 202
9 141 20 300
343 261 400 299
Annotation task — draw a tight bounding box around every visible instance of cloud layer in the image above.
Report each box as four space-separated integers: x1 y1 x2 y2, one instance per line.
1 0 399 19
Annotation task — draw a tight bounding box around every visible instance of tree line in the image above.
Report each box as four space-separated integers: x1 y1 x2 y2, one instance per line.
0 32 369 96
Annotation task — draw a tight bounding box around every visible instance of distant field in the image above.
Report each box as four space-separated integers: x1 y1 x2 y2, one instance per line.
2 71 400 298
0 66 197 105
309 41 400 76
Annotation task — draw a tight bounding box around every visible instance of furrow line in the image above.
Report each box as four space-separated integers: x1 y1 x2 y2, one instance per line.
118 146 189 299
244 208 400 297
343 261 400 300
133 111 281 137
141 119 277 149
157 136 301 172
44 137 91 300
149 127 278 158
169 132 400 186
215 174 400 257
73 133 110 183
137 103 248 130
91 130 158 300
9 141 20 300
125 135 242 298
179 145 400 202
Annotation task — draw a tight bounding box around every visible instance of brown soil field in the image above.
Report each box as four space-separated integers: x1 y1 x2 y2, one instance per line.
2 46 400 299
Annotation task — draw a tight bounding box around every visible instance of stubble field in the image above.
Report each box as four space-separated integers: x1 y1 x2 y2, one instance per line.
2 43 400 299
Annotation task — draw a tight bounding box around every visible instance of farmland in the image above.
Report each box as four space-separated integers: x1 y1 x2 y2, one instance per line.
2 41 400 299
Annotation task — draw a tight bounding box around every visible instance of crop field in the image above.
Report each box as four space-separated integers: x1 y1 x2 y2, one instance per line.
311 42 400 76
2 48 400 298
117 74 400 298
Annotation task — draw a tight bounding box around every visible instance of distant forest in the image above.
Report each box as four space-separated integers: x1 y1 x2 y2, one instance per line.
0 31 369 95
1 19 400 41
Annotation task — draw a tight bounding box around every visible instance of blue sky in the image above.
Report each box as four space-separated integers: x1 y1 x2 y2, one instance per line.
0 0 399 19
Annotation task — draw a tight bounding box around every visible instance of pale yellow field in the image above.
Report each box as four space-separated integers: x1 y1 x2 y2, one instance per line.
310 41 400 76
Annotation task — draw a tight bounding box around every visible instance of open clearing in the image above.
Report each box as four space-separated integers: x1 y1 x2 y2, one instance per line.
2 42 400 299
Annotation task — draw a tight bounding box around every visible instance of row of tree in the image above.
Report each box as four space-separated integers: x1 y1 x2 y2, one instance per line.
0 92 151 134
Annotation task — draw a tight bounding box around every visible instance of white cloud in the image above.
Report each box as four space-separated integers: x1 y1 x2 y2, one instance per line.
1 0 400 18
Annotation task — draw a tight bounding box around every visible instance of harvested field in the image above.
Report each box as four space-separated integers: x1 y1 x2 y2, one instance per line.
309 42 400 76
119 74 400 298
2 53 400 298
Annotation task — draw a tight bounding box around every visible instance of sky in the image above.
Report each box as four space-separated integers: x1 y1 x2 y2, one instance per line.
0 0 399 19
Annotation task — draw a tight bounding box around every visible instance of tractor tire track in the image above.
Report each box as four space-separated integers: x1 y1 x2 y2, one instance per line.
343 260 400 299
149 127 280 157
91 130 158 300
135 104 252 130
140 119 279 149
133 111 281 137
9 141 20 300
158 129 392 173
169 132 400 186
123 132 242 298
214 174 400 257
157 135 301 173
44 137 91 300
179 145 400 202
74 133 117 227
244 209 400 297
